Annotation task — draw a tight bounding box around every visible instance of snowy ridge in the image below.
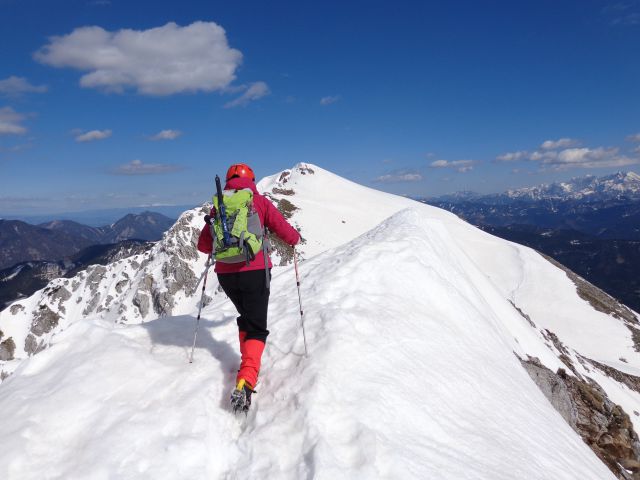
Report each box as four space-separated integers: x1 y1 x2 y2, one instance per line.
1 163 640 478
0 208 614 479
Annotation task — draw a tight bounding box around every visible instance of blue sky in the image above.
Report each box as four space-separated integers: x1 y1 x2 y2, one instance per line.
1 0 639 216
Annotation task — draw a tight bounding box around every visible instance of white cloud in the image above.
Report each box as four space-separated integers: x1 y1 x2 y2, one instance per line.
537 147 640 170
496 151 528 162
540 138 579 150
111 159 183 175
34 22 243 96
75 129 112 142
320 95 340 106
149 129 182 141
497 136 640 171
0 76 48 96
430 159 477 173
529 150 559 162
224 81 270 108
373 172 423 183
0 107 27 135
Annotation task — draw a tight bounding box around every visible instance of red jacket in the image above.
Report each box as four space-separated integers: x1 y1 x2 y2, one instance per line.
197 177 301 274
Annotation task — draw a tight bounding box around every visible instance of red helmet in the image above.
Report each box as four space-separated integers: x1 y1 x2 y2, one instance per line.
226 163 255 182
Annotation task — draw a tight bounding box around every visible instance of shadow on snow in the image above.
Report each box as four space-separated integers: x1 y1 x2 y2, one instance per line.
140 314 240 408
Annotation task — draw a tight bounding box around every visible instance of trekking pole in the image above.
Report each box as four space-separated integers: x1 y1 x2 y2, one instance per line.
190 215 214 363
293 247 308 356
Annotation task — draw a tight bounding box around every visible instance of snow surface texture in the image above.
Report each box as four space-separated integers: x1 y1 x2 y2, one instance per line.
1 163 638 479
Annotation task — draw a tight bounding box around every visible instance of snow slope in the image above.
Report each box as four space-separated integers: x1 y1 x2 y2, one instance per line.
0 209 614 479
1 163 640 478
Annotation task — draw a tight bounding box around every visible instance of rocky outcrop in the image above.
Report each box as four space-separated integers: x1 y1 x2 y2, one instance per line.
30 305 60 337
522 357 640 479
0 337 15 361
24 334 45 356
133 292 150 318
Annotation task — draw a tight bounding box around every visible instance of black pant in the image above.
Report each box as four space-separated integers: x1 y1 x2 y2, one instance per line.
217 269 271 342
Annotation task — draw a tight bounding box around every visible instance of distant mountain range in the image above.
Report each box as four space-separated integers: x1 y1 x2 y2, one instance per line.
422 171 640 312
0 211 175 270
0 205 195 227
424 172 640 240
434 171 640 203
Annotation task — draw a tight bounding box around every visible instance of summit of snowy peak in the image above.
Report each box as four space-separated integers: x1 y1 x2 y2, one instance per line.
257 163 446 258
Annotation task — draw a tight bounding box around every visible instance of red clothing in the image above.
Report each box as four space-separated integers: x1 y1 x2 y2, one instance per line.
197 177 300 273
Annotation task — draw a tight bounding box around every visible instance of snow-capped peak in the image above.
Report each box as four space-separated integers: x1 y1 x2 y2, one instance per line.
504 171 640 201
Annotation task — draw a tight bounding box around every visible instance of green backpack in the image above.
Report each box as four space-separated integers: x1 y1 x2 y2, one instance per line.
212 188 264 264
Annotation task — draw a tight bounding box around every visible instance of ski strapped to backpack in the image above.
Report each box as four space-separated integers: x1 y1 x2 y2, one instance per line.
212 175 266 266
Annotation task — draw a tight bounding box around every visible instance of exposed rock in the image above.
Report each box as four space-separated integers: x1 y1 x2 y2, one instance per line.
159 213 200 262
298 165 315 175
85 265 107 294
24 333 45 355
521 356 640 479
587 357 640 395
627 326 640 353
278 171 290 184
82 293 101 316
521 357 576 427
9 304 24 315
0 337 16 361
115 279 128 294
152 290 173 317
133 292 150 318
0 371 9 381
49 285 72 305
541 329 578 375
509 300 536 328
272 188 295 196
139 274 154 293
162 256 197 296
268 234 295 266
30 305 60 336
264 196 298 220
